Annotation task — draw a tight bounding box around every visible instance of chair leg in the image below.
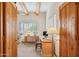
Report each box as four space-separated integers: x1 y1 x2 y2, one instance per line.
35 44 42 51
35 44 37 51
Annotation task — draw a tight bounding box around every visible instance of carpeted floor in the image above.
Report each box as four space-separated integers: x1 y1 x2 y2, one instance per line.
17 43 41 57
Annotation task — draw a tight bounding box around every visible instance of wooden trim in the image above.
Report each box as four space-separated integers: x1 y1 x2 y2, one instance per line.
76 3 79 56
0 2 3 57
1 3 3 57
59 2 72 10
3 2 6 57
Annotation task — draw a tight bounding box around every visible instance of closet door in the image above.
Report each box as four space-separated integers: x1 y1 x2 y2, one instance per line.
0 3 3 57
4 2 17 57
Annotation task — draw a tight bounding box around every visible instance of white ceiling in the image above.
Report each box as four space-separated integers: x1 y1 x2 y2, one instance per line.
16 2 47 13
16 2 62 14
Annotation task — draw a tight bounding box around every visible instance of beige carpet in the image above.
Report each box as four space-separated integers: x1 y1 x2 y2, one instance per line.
17 43 41 57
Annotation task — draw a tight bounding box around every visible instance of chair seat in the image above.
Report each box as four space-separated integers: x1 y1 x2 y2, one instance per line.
36 42 41 43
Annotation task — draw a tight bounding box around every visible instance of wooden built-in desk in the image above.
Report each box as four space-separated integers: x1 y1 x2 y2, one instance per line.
41 39 53 57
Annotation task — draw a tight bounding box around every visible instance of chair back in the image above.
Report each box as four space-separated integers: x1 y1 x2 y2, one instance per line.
35 36 40 42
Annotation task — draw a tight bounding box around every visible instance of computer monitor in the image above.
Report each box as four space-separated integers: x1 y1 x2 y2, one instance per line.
43 31 48 37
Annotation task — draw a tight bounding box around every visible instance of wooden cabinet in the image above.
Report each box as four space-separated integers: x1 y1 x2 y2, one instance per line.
3 2 17 57
24 36 39 43
60 2 79 57
41 39 53 57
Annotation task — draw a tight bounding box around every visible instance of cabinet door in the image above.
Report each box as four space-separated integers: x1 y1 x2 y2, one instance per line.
4 2 17 57
66 3 76 57
60 2 77 57
60 6 68 57
0 3 3 57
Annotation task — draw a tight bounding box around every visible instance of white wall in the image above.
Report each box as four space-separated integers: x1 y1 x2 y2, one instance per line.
17 12 46 37
46 2 63 56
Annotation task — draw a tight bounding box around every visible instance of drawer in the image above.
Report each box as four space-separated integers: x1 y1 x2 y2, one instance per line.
42 43 52 47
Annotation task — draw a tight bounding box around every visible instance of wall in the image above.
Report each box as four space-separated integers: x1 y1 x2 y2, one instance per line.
17 12 46 37
46 2 63 56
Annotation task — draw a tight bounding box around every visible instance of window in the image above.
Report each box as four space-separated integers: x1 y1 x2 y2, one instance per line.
19 22 37 35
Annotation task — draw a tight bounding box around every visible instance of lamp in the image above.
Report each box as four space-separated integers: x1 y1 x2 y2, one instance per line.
48 27 58 56
48 27 58 34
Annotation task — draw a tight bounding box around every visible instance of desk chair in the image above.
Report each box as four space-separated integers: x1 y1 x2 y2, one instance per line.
35 36 42 51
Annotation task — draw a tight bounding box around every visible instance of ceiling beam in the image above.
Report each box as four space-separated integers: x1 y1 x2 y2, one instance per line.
35 2 41 16
19 2 29 15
